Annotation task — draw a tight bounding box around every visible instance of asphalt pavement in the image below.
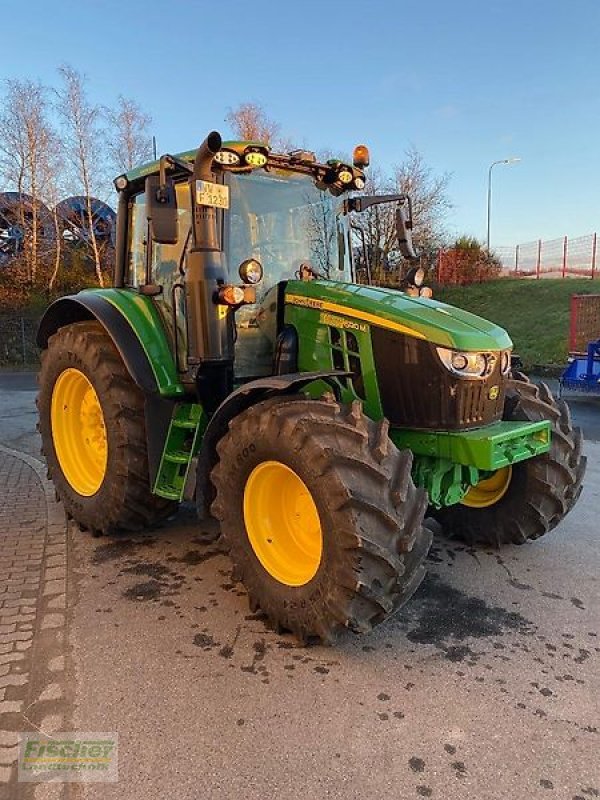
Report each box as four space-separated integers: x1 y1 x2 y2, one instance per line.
0 371 598 800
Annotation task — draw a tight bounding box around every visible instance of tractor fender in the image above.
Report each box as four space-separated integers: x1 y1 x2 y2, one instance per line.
37 293 181 396
195 370 350 521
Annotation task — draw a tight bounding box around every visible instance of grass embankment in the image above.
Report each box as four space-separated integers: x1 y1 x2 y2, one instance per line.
435 279 600 371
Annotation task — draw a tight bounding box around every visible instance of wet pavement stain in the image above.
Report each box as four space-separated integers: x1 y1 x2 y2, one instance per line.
193 632 218 649
542 591 564 600
241 639 268 674
442 644 478 663
123 580 163 601
120 561 173 580
409 756 425 773
426 547 444 564
399 573 535 657
169 549 222 566
92 538 155 564
508 578 534 591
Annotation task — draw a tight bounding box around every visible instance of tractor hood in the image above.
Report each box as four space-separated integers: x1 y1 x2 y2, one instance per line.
284 280 512 352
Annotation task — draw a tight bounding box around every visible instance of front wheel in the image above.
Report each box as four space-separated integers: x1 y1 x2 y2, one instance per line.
210 396 432 643
434 373 586 546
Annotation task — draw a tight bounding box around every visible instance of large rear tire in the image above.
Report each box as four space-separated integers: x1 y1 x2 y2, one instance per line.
38 321 176 535
210 396 432 643
433 373 586 546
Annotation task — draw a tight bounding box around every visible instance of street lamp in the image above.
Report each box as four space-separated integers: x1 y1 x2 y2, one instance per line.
486 157 521 252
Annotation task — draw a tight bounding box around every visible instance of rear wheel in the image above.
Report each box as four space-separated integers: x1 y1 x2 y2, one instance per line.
38 321 176 534
434 373 586 546
211 396 432 643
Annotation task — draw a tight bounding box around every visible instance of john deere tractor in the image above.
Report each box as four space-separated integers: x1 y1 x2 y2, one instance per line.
37 131 586 642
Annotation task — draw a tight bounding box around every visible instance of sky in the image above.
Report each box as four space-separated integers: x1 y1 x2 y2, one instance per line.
1 0 599 249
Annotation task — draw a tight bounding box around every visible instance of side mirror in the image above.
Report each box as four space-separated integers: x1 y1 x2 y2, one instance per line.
145 175 178 245
396 198 418 261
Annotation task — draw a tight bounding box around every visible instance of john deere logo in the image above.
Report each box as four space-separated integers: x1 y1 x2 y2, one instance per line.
489 385 499 400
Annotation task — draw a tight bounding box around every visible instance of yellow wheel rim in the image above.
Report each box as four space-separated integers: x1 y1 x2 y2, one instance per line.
51 368 107 497
461 466 512 508
243 460 322 587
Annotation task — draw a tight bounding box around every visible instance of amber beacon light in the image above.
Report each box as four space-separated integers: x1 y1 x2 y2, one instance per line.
353 144 370 168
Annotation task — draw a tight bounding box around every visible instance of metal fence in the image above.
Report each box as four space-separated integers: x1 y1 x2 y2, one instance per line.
496 233 598 278
0 315 41 366
569 294 600 352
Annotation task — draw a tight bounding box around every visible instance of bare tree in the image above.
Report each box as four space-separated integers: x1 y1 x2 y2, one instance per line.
43 137 66 293
0 79 58 283
350 166 397 280
106 96 153 173
394 146 451 259
352 149 451 281
0 84 27 274
305 192 338 277
56 65 105 287
225 102 283 147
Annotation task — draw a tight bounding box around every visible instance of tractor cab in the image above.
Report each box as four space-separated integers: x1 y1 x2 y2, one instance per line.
116 134 418 398
118 139 365 389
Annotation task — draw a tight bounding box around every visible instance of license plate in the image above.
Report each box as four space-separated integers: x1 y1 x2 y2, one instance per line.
195 180 230 209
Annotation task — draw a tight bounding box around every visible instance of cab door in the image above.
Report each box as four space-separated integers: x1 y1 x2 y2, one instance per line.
124 183 192 371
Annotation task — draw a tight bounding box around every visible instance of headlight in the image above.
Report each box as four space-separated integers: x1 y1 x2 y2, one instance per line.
245 150 268 167
436 347 498 378
338 168 353 184
500 349 512 375
214 149 241 166
354 176 365 190
239 258 263 285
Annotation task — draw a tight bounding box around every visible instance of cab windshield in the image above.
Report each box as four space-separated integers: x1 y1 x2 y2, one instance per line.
224 168 351 290
224 168 352 378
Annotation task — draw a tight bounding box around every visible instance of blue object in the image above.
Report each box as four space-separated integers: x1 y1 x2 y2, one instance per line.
560 339 600 395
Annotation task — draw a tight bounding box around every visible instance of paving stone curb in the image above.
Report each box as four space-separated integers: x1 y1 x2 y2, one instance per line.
0 445 70 798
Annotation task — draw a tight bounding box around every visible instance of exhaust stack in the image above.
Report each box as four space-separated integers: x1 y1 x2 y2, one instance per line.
185 131 233 408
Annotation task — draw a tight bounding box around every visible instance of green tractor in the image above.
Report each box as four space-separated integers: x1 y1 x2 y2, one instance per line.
37 131 586 643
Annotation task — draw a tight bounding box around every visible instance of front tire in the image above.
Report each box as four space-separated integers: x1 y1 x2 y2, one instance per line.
434 373 586 546
211 396 432 643
38 321 176 535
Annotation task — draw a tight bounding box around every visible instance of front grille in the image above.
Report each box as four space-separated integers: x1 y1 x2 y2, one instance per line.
371 328 505 430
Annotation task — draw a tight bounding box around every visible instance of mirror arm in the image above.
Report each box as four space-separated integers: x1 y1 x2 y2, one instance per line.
158 154 193 194
345 193 409 213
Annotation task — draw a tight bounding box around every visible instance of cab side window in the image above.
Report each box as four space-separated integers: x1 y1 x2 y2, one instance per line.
126 184 192 288
151 182 192 281
126 193 146 287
